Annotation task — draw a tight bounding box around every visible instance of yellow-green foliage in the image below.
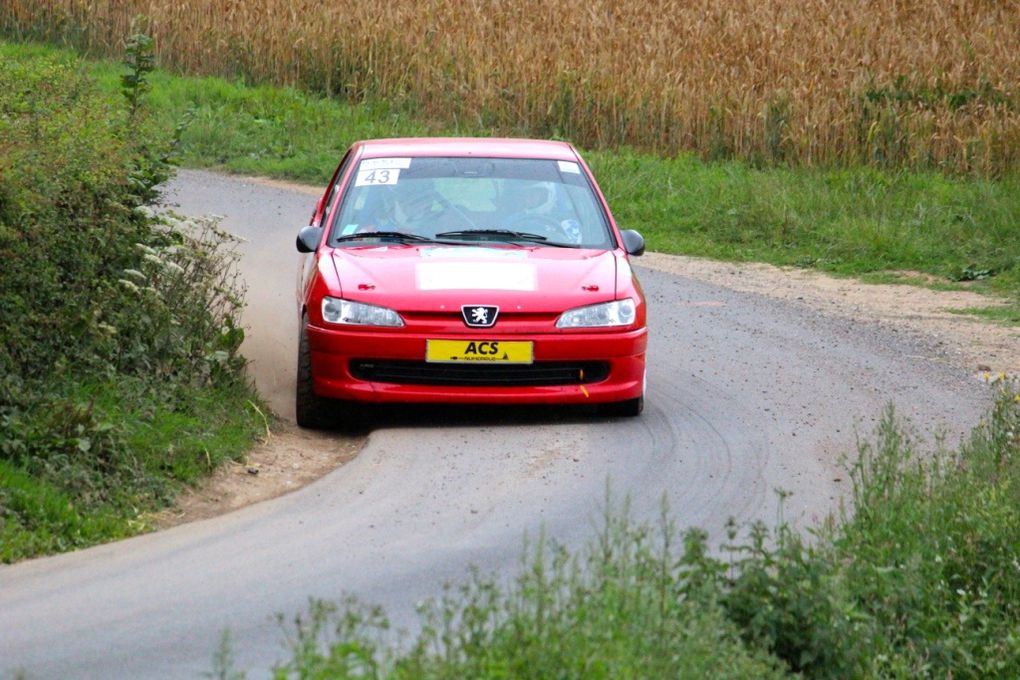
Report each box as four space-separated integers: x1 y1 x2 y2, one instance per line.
2 0 1018 174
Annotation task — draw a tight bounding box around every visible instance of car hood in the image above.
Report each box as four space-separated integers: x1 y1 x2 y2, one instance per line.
331 245 621 313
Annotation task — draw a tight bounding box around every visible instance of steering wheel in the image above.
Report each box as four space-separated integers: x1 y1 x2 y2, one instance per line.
416 190 478 231
505 213 570 242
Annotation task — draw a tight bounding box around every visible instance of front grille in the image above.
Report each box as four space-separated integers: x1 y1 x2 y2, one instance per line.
349 360 610 387
398 312 560 334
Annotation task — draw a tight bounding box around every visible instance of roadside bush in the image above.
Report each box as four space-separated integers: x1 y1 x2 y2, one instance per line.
229 388 1019 679
0 39 190 383
0 44 260 561
834 398 1020 677
263 518 788 679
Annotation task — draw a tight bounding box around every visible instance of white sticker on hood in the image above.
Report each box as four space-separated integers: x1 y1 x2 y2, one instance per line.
420 247 528 260
417 262 536 291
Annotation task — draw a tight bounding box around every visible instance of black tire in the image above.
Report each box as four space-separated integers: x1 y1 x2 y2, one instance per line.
597 396 644 418
295 317 332 429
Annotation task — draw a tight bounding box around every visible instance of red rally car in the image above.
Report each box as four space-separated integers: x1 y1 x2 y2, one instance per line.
295 138 647 427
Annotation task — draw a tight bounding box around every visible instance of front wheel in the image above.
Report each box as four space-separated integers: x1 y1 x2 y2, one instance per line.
597 396 644 417
295 316 332 429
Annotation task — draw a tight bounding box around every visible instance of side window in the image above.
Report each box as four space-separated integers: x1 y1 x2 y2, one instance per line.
313 150 354 227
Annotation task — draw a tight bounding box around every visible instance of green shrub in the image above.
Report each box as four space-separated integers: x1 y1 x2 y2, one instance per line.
0 45 261 561
265 518 788 679
232 389 1020 679
835 398 1020 678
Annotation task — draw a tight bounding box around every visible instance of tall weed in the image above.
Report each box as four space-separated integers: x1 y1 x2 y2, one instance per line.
235 389 1020 678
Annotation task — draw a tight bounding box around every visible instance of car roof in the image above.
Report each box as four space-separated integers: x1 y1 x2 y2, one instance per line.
355 137 580 161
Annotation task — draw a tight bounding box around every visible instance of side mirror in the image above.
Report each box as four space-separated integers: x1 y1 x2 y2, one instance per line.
296 225 324 253
620 229 645 256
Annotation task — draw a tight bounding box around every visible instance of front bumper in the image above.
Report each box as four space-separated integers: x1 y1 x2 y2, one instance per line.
306 323 647 404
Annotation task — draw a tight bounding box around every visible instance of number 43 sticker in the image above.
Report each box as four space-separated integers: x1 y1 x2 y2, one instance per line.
355 168 400 186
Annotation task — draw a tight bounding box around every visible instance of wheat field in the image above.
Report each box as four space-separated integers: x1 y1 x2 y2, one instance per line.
3 0 1018 173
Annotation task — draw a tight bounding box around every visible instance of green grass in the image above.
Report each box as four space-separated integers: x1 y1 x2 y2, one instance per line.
68 46 430 181
0 40 429 181
1 379 265 562
946 305 1020 325
594 154 1020 297
3 39 1017 303
857 271 972 291
0 459 129 561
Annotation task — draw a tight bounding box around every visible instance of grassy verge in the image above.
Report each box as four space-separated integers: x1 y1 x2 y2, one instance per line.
2 41 1016 310
1 379 261 562
217 389 1020 678
947 305 1020 326
0 41 264 562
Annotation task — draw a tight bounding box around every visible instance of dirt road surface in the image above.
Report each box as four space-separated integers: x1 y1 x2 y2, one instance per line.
1 169 1009 679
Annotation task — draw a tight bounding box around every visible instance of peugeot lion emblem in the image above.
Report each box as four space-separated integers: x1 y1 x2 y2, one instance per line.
462 305 499 328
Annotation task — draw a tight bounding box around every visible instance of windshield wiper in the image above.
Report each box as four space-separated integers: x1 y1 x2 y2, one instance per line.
434 229 579 248
435 228 546 241
334 231 437 244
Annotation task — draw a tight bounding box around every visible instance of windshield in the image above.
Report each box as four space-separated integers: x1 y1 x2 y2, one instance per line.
329 156 614 249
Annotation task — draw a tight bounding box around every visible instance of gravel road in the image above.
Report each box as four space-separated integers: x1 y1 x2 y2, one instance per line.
0 170 992 679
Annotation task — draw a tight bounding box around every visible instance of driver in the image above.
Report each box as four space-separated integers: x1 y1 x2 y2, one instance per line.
520 181 557 216
391 181 437 228
350 182 435 234
505 181 580 243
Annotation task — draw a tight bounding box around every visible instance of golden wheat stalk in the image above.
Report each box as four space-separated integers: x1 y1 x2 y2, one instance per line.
2 0 1017 174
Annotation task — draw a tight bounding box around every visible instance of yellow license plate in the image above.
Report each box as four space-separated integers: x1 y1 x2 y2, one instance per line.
426 339 533 364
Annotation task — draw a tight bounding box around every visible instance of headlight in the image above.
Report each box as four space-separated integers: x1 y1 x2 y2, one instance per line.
321 296 404 327
556 298 636 328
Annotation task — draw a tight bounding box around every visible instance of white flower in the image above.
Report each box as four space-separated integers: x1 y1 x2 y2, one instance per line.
163 260 186 275
122 268 146 281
